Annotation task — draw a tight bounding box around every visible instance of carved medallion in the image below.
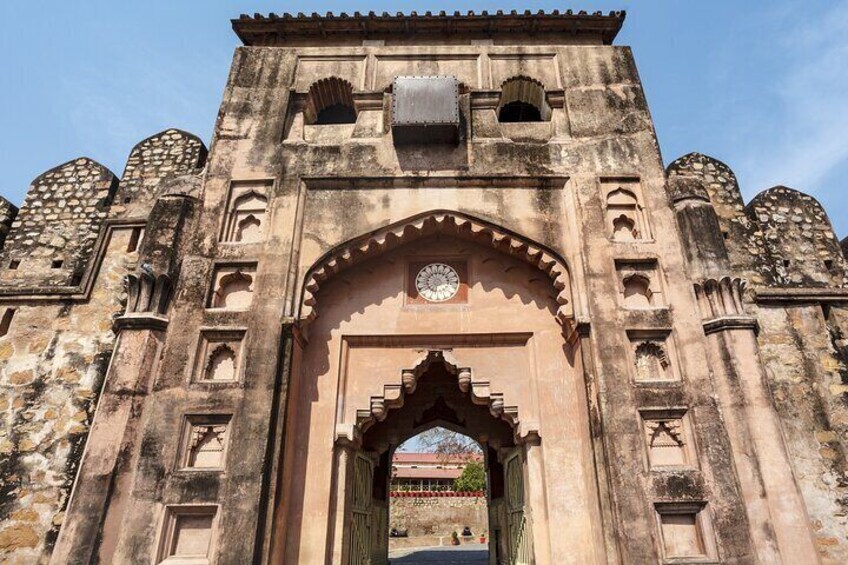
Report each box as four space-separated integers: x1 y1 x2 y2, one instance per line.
415 263 460 302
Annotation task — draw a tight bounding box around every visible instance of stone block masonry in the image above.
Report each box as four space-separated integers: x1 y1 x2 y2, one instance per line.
1 9 847 565
0 129 206 563
0 158 117 289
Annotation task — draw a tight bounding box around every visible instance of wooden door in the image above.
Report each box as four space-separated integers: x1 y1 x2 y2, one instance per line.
349 452 374 565
505 449 533 565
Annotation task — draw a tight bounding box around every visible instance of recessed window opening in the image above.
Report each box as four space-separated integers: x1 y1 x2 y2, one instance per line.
783 259 791 268
8 260 19 270
127 227 144 252
316 103 357 125
51 259 64 269
305 77 357 125
824 259 834 270
497 76 551 123
0 308 15 337
498 101 541 123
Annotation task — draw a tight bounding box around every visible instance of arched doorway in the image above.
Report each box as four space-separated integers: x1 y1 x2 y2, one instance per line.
346 351 531 564
271 211 607 565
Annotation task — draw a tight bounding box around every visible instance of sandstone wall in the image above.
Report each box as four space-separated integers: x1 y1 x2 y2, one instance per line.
0 129 206 563
667 152 848 563
389 495 488 538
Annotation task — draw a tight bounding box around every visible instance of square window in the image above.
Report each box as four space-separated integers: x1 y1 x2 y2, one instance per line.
157 506 217 564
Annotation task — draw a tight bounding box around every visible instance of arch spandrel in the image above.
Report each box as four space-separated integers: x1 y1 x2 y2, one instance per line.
297 210 576 328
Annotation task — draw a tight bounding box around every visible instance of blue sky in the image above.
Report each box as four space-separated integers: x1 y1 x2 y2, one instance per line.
1 1 845 238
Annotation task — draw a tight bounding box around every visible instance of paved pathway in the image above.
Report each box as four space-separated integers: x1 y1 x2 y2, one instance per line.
389 545 489 564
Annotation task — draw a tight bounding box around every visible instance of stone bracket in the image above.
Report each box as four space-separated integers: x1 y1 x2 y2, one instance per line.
113 313 169 332
702 316 758 336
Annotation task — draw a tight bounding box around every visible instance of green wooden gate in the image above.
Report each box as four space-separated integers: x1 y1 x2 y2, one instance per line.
505 449 533 565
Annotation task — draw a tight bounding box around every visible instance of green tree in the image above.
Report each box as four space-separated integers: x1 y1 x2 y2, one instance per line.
454 460 486 492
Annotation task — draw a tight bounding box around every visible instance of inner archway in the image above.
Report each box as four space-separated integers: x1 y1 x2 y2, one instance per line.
389 428 487 560
349 352 529 565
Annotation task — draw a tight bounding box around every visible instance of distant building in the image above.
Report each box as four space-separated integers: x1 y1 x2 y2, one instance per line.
391 452 480 492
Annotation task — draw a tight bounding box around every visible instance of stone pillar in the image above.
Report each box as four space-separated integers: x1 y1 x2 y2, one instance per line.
329 428 359 565
695 277 819 564
51 193 193 563
523 432 552 565
49 315 166 564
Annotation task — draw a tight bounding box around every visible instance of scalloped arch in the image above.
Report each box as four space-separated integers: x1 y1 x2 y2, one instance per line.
305 77 356 124
356 350 522 439
498 75 551 121
299 210 574 324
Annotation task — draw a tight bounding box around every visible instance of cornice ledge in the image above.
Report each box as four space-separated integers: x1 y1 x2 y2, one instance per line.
113 313 169 333
754 286 848 304
702 316 758 336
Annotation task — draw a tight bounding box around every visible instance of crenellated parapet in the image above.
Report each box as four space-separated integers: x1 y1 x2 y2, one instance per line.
746 186 845 287
112 128 208 217
0 157 118 289
0 196 18 251
666 153 774 284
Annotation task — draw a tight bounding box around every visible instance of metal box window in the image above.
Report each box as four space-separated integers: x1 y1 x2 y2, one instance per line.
391 76 459 145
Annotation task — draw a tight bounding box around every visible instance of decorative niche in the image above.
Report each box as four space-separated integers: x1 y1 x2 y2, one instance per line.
601 178 650 242
221 180 271 244
654 503 716 562
192 329 246 383
627 330 679 383
177 414 231 470
616 259 664 309
157 505 218 564
640 409 696 469
207 264 256 310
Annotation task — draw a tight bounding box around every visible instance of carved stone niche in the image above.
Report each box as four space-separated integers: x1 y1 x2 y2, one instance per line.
654 502 717 562
156 505 217 564
178 414 231 470
220 180 271 244
640 409 695 469
207 264 256 310
192 329 246 383
601 178 651 242
616 259 664 309
627 330 678 383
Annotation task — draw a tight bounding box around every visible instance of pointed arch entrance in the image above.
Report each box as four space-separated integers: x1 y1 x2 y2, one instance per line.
271 210 607 565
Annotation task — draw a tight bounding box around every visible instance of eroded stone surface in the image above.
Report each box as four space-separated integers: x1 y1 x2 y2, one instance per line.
0 10 845 565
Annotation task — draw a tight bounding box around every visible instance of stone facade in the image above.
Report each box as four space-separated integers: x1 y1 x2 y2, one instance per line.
0 9 846 565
